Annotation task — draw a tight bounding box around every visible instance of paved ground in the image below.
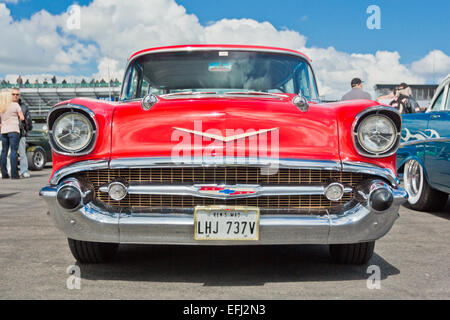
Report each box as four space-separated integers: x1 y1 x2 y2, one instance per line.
0 167 449 300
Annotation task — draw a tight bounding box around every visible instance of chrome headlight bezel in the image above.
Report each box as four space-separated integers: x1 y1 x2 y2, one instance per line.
352 106 402 158
48 104 98 156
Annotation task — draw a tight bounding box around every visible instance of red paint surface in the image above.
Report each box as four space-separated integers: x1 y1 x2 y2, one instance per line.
49 95 396 183
111 95 339 161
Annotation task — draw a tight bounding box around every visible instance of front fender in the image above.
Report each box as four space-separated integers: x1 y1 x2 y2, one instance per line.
396 145 430 181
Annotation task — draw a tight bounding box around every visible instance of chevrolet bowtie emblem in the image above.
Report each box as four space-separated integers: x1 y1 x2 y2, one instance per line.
173 127 278 142
195 185 260 198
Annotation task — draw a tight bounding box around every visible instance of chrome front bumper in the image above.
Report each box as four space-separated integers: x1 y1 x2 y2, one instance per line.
39 182 407 245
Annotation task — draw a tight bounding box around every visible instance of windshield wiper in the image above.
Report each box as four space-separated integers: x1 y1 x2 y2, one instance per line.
224 91 287 98
163 91 217 97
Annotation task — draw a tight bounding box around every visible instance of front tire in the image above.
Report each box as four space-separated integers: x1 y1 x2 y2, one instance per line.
329 241 375 265
403 159 448 212
68 238 119 263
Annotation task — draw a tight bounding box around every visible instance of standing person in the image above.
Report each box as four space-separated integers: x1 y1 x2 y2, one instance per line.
341 78 372 100
13 88 32 178
16 75 23 88
0 90 25 179
385 83 420 113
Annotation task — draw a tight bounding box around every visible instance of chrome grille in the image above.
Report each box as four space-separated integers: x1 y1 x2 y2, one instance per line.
82 167 364 184
98 194 353 209
79 167 367 212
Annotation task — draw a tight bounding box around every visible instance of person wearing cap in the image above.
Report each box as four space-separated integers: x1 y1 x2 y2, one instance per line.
341 78 372 101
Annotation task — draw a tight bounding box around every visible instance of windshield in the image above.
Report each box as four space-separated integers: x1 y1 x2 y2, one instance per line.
120 50 319 101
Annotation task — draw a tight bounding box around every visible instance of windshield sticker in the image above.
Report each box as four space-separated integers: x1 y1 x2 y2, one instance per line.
208 62 232 72
219 51 228 56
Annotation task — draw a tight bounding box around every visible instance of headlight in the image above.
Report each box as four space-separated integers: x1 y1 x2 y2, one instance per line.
357 115 396 154
52 112 94 153
352 107 401 158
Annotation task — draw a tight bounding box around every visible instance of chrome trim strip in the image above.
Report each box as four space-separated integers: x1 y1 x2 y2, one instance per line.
49 160 109 185
128 46 312 65
109 157 342 171
99 183 353 200
342 161 399 186
400 138 450 147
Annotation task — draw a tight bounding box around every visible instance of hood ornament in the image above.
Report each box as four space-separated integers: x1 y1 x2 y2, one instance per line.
292 89 309 112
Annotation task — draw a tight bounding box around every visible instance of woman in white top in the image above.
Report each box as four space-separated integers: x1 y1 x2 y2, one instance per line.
0 90 24 179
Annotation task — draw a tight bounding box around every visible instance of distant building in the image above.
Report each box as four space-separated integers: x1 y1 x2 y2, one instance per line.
374 84 438 108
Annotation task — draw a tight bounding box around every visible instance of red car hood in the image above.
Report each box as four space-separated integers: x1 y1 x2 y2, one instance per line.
111 95 340 162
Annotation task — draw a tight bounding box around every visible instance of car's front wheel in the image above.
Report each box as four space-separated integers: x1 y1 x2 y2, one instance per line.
27 147 46 171
329 241 375 265
403 159 448 212
68 238 119 263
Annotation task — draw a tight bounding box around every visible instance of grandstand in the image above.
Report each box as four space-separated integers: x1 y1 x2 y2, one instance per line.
0 82 122 117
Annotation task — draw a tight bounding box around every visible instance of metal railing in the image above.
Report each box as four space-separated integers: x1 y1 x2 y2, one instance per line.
0 82 122 89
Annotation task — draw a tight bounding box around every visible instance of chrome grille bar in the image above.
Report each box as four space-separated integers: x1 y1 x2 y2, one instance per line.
99 183 352 199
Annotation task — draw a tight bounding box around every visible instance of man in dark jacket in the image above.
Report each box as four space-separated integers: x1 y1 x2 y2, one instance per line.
13 88 32 178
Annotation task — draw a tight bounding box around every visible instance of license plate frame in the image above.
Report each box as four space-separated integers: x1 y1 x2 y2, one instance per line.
194 206 260 241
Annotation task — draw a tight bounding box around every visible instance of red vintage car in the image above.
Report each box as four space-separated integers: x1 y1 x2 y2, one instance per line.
40 44 407 264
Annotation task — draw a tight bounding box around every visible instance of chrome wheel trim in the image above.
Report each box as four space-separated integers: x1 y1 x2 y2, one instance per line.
34 150 45 168
404 160 423 205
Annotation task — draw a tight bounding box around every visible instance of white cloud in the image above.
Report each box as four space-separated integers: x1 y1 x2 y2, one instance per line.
411 50 450 81
0 3 99 74
63 0 203 61
203 18 307 49
303 47 426 98
91 57 123 81
1 0 449 100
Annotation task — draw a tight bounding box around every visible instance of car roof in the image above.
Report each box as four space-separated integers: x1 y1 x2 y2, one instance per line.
428 73 450 110
128 44 312 62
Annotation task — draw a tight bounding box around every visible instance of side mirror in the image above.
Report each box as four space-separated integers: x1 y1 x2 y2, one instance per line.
141 94 158 111
292 90 309 112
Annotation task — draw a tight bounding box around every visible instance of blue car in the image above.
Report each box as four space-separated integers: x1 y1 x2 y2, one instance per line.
396 74 450 211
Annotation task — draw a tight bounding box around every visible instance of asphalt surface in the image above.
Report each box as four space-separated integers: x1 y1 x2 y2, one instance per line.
0 167 449 300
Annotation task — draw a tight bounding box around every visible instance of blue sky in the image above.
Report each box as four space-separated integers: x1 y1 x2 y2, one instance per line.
178 0 449 64
5 0 449 65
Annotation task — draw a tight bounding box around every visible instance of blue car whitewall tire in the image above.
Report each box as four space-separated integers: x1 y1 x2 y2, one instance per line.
403 159 448 211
